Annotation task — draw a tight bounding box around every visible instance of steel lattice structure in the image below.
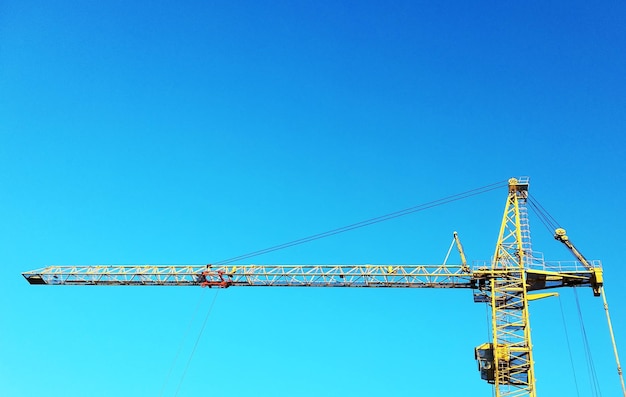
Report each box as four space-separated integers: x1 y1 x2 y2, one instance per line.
23 264 474 287
488 180 536 397
22 178 611 397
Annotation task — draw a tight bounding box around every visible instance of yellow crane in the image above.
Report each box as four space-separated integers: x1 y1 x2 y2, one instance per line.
22 177 624 397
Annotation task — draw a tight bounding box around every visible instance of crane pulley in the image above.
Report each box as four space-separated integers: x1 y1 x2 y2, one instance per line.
22 177 622 397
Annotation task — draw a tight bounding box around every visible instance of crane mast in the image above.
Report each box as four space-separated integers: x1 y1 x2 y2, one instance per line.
22 178 611 397
480 178 536 397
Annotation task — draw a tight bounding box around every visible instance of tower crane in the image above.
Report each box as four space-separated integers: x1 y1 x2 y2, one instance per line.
22 177 624 397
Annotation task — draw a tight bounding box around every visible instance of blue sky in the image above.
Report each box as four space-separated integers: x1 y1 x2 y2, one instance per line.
1 1 625 396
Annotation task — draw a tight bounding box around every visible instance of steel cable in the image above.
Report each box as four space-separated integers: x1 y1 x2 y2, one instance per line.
173 290 220 397
559 293 582 397
527 195 560 235
214 180 508 265
158 290 210 397
574 288 603 397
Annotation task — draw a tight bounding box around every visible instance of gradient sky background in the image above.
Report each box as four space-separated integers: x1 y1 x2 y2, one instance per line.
1 1 625 396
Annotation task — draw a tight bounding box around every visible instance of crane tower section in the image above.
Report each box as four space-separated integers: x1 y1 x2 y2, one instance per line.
474 178 536 397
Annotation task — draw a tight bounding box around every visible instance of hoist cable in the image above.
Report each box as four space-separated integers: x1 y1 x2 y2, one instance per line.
214 180 508 265
158 290 209 397
558 293 581 397
173 290 220 397
574 288 603 396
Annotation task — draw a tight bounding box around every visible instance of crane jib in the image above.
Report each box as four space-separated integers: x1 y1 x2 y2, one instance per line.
22 264 598 292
